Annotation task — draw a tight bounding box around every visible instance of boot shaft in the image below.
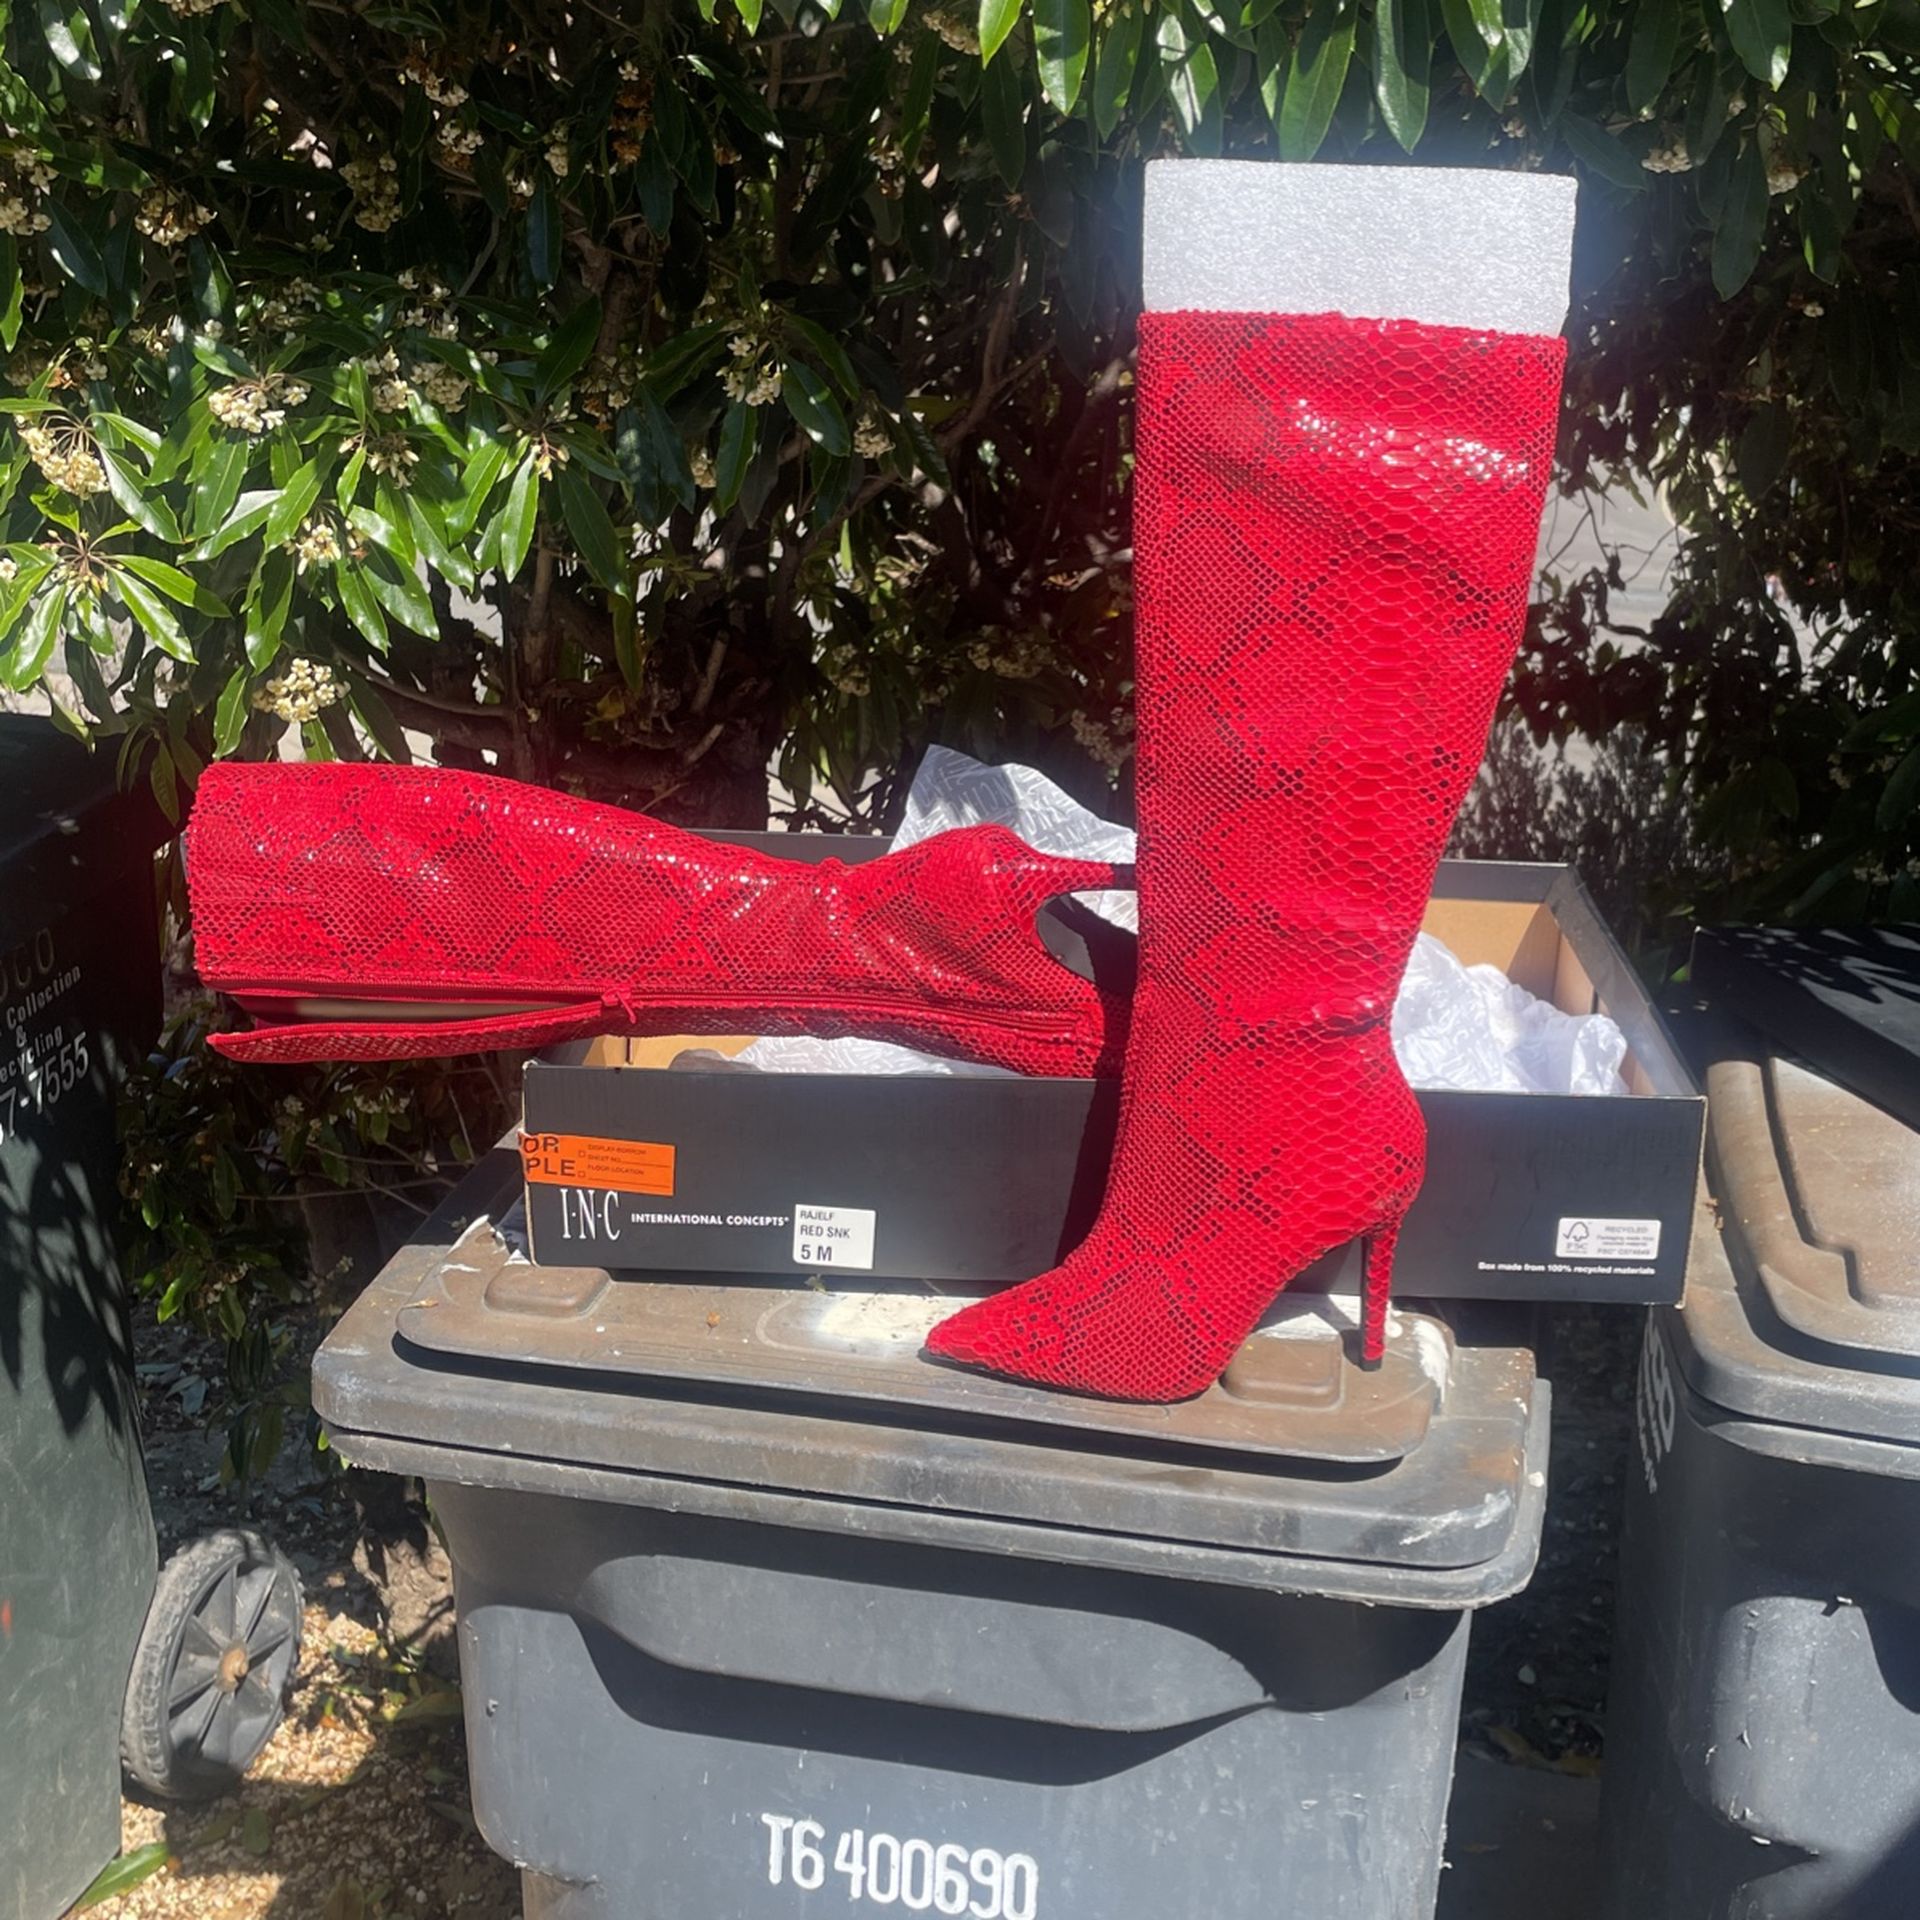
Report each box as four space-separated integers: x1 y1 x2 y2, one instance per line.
1132 308 1567 1012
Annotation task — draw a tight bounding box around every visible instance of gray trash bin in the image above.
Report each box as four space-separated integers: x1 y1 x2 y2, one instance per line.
1 721 303 1920
316 1147 1549 1920
0 720 164 1920
1600 1040 1920 1919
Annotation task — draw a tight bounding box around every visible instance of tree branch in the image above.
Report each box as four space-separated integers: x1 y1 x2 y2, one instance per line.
522 547 558 688
353 673 511 756
1019 352 1129 585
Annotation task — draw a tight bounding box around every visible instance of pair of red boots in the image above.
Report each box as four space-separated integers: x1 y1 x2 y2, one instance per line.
190 163 1575 1404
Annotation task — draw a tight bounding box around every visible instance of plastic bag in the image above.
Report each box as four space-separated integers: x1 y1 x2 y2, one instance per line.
1392 932 1627 1096
737 749 1628 1096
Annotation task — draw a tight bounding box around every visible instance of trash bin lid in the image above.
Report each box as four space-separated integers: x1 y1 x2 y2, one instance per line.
1673 1045 1920 1445
0 715 165 947
398 1197 1447 1467
1692 924 1920 1134
315 1147 1549 1608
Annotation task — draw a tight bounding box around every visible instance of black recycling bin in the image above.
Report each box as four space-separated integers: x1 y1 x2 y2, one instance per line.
0 721 300 1920
316 1146 1550 1920
1601 979 1920 1918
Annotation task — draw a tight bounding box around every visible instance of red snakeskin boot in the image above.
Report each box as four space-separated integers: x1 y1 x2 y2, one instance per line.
187 762 1126 1077
927 163 1572 1399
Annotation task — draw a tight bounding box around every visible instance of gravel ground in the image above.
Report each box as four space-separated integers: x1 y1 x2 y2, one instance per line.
70 1307 522 1920
90 1605 519 1920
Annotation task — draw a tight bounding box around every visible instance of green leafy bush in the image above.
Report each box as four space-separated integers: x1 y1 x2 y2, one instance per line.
120 1000 512 1477
0 0 1910 881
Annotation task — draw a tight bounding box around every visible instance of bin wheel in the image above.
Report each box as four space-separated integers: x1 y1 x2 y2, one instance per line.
120 1528 304 1800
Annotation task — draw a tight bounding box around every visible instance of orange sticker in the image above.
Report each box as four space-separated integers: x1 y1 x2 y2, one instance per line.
519 1131 676 1196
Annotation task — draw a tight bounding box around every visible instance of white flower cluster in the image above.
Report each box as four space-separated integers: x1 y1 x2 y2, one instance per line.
136 186 214 246
546 139 571 180
160 0 225 15
1767 158 1802 196
722 335 782 407
191 1266 247 1309
1641 140 1692 175
0 555 18 582
208 372 309 436
872 138 907 201
689 445 717 488
576 359 635 422
0 160 54 237
396 273 463 342
17 414 108 496
1071 708 1135 775
853 411 892 460
967 630 1050 679
821 646 872 697
402 58 469 109
400 58 482 163
340 431 421 485
360 346 414 412
253 658 345 723
287 516 343 571
722 361 783 406
0 192 49 236
922 8 979 53
252 278 321 337
410 359 470 409
341 154 402 232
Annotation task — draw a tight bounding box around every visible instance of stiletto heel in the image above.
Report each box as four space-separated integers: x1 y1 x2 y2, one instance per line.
1360 1214 1405 1367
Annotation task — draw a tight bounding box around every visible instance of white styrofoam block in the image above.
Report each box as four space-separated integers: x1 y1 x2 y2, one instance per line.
1143 160 1576 334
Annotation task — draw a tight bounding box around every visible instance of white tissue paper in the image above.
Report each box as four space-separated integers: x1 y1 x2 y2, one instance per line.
737 748 1627 1096
1392 933 1627 1097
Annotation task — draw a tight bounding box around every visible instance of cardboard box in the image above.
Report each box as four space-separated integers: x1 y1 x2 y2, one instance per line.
521 852 1703 1305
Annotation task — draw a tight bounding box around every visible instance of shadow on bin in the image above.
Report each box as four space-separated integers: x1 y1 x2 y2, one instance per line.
0 721 301 1920
1 1092 141 1439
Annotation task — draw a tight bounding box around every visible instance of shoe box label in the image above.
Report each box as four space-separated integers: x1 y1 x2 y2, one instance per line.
793 1203 877 1272
520 1130 677 1196
1555 1215 1662 1261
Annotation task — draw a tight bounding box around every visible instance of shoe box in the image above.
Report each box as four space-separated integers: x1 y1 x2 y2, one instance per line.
518 841 1703 1307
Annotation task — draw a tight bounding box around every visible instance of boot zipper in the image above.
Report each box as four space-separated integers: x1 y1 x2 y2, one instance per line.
230 979 1081 1036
